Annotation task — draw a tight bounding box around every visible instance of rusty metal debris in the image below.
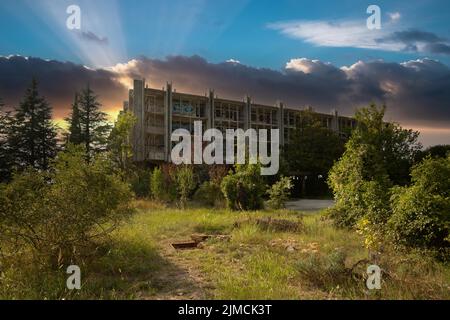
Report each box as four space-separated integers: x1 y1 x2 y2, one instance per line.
171 233 231 250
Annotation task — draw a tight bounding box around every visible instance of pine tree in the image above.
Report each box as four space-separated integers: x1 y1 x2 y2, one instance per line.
78 85 111 160
65 93 83 145
0 98 13 181
9 78 58 170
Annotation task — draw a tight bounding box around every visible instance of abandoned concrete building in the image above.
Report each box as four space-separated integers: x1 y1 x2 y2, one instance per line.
123 79 357 163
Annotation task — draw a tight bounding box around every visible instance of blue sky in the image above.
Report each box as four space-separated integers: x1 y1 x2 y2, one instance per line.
1 0 450 68
1 0 450 146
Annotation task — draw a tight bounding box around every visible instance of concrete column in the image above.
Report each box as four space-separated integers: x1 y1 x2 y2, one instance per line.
133 79 145 161
245 95 252 130
277 101 285 146
208 89 215 129
164 82 173 162
331 109 339 133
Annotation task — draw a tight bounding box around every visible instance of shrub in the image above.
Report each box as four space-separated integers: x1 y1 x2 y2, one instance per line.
149 167 164 201
193 165 228 206
296 250 351 290
356 177 392 249
388 156 450 253
266 176 293 209
209 165 228 186
194 181 221 206
221 163 266 211
130 167 150 198
160 163 178 201
327 105 420 228
171 165 196 208
327 146 367 227
0 145 134 267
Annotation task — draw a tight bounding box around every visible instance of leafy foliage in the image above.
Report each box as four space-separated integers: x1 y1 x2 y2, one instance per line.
149 167 165 201
221 163 266 211
0 98 13 182
107 111 136 173
328 105 419 229
0 145 134 267
171 165 196 208
388 156 450 253
266 176 294 209
283 110 344 176
415 145 450 162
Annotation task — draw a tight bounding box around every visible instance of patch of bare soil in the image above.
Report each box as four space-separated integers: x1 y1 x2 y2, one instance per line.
144 241 213 300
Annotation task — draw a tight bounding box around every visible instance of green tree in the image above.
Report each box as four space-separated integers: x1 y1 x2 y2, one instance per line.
351 105 421 185
150 167 164 201
107 111 136 172
221 163 266 211
65 93 83 145
171 165 196 208
415 145 450 163
283 110 344 176
0 144 134 267
79 85 111 160
328 104 420 229
267 176 294 209
9 78 57 171
0 98 13 181
282 110 344 197
388 156 450 254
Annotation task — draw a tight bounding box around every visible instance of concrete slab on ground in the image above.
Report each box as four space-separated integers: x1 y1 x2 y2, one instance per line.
285 199 334 212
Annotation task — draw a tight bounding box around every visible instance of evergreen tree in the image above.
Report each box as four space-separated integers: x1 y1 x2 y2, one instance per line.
65 93 83 145
0 98 13 181
9 78 58 171
78 85 111 160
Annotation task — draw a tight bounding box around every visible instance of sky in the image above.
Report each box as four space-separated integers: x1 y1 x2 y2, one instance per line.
0 0 449 146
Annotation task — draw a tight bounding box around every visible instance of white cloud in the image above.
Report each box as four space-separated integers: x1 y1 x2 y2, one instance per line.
269 19 405 51
286 58 333 74
388 12 401 22
226 59 241 64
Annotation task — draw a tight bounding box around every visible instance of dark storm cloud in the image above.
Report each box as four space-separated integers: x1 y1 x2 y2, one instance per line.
0 55 126 118
120 55 450 126
425 43 450 55
78 31 109 45
377 29 450 55
381 30 444 43
0 55 449 129
123 55 350 109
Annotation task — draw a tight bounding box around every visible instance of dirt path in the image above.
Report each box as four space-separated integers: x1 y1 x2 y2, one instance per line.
146 242 212 300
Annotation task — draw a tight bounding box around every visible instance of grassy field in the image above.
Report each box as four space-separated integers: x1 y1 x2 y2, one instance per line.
1 200 449 300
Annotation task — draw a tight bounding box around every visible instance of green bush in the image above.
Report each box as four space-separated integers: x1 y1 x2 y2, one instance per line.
194 181 221 206
0 145 134 267
266 176 293 209
221 163 266 211
388 156 450 253
171 165 196 208
149 167 164 201
356 177 392 249
327 146 367 227
130 167 150 198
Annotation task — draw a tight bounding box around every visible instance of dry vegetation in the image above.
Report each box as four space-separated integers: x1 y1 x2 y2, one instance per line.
2 199 448 300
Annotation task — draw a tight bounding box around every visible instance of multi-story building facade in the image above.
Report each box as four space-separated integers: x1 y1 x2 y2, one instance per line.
124 79 356 163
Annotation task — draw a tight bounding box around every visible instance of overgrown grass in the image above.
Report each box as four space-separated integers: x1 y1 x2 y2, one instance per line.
1 200 449 299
